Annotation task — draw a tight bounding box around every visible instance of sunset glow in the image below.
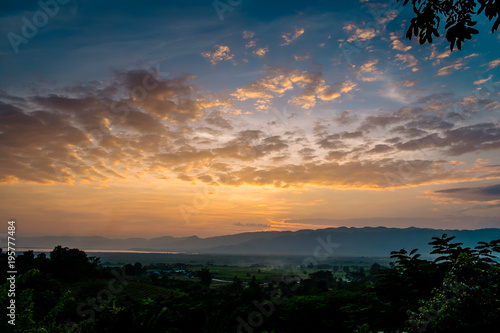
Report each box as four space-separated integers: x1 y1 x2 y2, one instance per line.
1 0 500 238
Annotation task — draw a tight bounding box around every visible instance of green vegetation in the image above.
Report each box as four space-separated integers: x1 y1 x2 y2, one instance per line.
1 234 499 332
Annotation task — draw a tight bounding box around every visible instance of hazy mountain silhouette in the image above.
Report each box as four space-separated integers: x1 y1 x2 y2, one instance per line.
18 226 500 256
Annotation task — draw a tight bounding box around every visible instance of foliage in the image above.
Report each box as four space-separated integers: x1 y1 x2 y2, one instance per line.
406 237 500 332
398 0 499 49
196 267 213 287
1 236 499 332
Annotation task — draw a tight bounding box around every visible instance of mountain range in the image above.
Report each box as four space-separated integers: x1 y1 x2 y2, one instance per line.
16 226 500 257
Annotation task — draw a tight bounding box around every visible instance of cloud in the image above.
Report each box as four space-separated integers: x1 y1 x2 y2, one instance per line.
395 53 418 69
212 131 289 162
253 47 269 57
245 40 256 48
2 59 498 194
242 31 255 39
234 222 270 228
485 59 500 70
405 115 454 131
437 60 464 76
358 114 403 132
434 184 500 201
325 150 350 160
342 131 363 139
294 54 310 61
356 59 380 81
231 67 355 110
366 144 394 154
201 45 235 65
397 80 417 87
430 184 500 212
0 70 218 184
464 53 479 59
390 32 412 52
215 158 481 189
474 75 493 85
281 27 304 46
0 101 88 184
113 70 206 123
333 110 358 126
316 135 348 150
391 126 428 138
230 67 293 110
428 46 451 65
298 147 316 161
205 111 233 130
395 123 500 156
345 25 376 43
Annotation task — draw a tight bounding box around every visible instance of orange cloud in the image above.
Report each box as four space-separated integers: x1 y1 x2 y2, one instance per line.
281 27 304 46
201 45 235 65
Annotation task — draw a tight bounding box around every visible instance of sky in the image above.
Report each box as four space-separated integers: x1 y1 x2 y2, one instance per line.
0 0 499 239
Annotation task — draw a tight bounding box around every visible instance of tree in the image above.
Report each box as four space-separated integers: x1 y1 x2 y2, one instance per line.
309 270 335 289
369 263 382 275
134 262 145 276
49 245 96 281
197 267 212 287
373 234 500 331
398 0 499 50
407 238 500 332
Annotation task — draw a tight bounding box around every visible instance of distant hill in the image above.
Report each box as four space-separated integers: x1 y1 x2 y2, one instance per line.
17 226 500 257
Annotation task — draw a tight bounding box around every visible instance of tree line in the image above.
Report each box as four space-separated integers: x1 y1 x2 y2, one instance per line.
1 234 499 332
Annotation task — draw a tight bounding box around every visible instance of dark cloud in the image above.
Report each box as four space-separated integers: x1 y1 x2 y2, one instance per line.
333 110 358 125
366 144 394 154
114 70 207 123
0 100 88 183
210 131 289 162
358 114 403 132
0 69 227 184
205 111 233 130
413 92 455 105
395 133 444 151
341 131 363 139
395 123 500 156
313 121 329 137
325 150 350 160
385 137 402 144
298 147 316 161
1 65 499 190
177 174 194 182
434 184 500 202
405 115 454 131
443 123 500 155
152 149 214 166
391 126 428 138
317 135 347 149
197 174 214 183
215 159 466 189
